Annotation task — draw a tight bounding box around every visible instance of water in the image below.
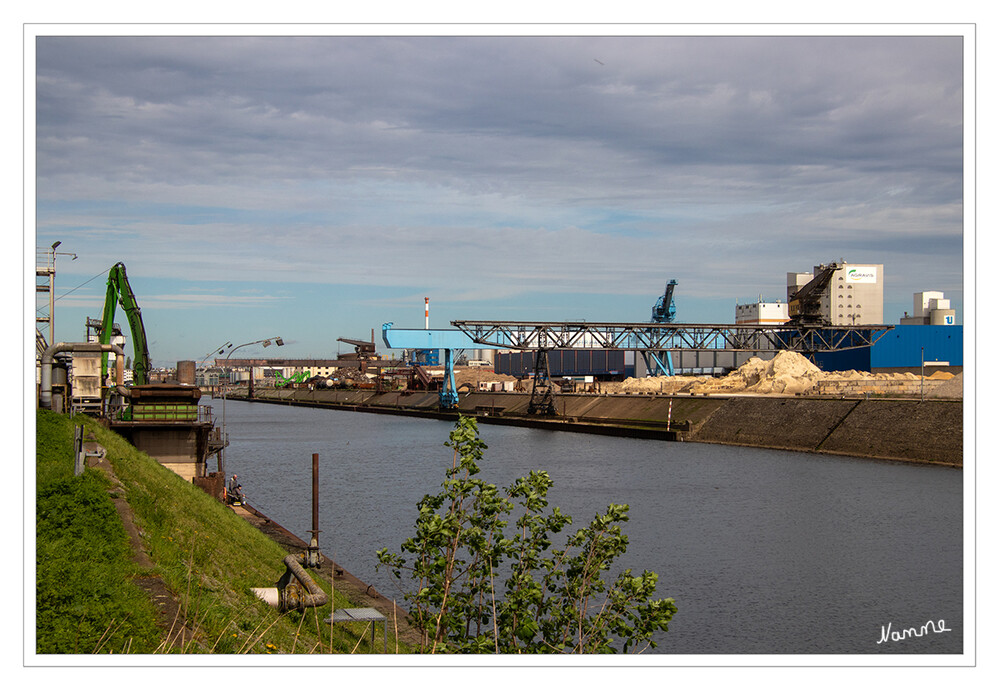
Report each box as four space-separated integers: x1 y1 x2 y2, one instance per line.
217 399 964 655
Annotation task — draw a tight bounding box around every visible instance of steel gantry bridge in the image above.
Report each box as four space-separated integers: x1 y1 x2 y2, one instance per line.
383 320 893 412
449 320 892 353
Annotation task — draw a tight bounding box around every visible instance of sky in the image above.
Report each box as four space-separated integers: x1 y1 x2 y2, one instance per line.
28 30 969 367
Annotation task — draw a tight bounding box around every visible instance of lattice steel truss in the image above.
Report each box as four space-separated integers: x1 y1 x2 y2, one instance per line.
450 321 893 353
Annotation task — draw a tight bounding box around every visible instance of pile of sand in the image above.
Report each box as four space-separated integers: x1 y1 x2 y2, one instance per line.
688 351 825 395
617 374 708 395
927 372 963 398
452 366 520 388
615 351 962 398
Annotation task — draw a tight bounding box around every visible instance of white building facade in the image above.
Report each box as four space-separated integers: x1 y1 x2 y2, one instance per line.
735 300 790 325
900 291 957 325
787 262 884 325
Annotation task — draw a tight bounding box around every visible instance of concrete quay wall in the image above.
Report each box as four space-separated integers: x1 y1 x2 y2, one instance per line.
238 389 962 467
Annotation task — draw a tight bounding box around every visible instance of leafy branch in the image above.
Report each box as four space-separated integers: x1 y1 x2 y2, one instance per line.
377 416 676 653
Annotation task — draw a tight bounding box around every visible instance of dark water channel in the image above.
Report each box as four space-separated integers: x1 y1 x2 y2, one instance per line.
216 400 964 655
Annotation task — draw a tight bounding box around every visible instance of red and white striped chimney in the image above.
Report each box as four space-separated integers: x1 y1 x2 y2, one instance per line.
425 297 429 329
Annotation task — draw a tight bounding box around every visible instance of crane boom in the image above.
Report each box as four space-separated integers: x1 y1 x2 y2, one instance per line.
100 263 151 385
788 264 838 325
651 279 677 323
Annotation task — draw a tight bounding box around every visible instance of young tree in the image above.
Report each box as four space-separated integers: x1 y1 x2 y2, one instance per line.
377 416 677 653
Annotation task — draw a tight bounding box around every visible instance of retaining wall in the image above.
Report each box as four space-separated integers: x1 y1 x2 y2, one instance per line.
238 389 962 467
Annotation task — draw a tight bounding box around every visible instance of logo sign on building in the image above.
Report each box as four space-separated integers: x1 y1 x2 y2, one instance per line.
846 266 878 283
946 315 955 325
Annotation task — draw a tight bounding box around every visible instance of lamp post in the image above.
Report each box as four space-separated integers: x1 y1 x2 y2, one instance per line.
199 341 233 389
921 346 925 402
39 240 77 346
220 336 283 479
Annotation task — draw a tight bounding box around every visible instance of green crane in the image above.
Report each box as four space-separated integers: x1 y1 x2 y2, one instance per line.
100 262 151 386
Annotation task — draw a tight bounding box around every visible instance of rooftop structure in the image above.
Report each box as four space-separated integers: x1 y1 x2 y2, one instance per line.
735 299 790 325
900 291 957 326
787 261 884 326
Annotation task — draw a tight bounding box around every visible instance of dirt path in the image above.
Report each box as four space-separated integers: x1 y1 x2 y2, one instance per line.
86 445 197 651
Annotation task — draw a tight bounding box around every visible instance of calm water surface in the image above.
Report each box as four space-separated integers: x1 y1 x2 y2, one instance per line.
216 400 963 655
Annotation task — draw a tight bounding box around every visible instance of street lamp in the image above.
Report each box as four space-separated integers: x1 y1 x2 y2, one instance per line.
219 336 283 480
197 341 233 390
202 341 233 363
40 240 77 346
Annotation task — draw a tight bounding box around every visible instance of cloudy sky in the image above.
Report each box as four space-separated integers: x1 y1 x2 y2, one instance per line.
30 30 967 366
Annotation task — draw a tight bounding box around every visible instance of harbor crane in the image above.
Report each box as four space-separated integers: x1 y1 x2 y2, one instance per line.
643 279 678 376
651 279 677 324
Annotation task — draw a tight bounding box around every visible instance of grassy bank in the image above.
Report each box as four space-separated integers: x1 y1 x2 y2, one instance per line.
35 409 409 654
36 411 162 653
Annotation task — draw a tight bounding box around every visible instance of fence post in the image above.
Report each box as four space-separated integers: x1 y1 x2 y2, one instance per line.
73 424 85 476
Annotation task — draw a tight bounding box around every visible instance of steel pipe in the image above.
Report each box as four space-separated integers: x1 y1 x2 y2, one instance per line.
40 342 124 410
278 554 329 612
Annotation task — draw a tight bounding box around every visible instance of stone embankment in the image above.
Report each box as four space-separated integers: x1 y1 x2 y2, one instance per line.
232 352 962 467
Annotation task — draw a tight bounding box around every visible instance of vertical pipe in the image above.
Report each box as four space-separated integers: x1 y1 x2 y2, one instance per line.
306 452 322 569
425 297 429 329
312 453 319 536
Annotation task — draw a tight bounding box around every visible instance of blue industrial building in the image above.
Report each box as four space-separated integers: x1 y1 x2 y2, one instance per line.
811 324 962 372
493 325 962 379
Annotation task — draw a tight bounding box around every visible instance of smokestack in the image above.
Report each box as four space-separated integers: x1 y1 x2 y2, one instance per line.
425 297 429 329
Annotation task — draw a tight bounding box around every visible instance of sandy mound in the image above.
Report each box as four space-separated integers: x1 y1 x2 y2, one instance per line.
927 372 963 398
687 351 824 395
619 375 707 394
452 366 520 388
619 351 825 395
501 350 961 399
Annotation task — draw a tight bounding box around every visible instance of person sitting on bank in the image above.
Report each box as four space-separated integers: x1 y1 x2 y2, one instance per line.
228 474 244 504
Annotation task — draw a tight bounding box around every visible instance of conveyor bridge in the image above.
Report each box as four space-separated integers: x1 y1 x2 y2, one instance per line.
383 321 893 411
449 321 892 353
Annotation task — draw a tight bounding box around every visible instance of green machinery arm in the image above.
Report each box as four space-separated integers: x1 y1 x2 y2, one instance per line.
100 262 151 386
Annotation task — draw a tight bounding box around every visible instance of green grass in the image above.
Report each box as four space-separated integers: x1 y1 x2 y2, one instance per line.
35 411 162 653
35 409 411 654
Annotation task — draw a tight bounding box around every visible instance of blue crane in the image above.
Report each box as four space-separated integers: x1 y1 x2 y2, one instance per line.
643 279 677 376
651 279 677 324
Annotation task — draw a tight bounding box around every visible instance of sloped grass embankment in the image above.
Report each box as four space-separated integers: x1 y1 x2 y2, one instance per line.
36 409 405 654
